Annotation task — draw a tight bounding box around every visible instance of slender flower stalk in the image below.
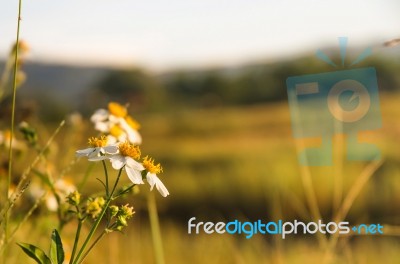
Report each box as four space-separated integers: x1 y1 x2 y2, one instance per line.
72 168 123 264
5 0 23 249
69 208 83 263
148 192 166 264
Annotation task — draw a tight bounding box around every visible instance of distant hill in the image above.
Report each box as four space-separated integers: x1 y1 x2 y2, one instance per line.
0 47 398 121
18 62 108 107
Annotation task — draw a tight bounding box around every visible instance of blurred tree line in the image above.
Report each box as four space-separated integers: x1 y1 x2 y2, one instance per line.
3 53 398 122
86 54 400 113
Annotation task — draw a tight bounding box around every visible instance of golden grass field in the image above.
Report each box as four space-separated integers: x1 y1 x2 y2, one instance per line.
4 92 400 263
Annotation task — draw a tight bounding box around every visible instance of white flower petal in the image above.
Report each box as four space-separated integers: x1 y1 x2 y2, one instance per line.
126 157 145 171
109 115 120 123
110 155 126 170
156 181 170 197
46 195 58 211
146 172 156 189
76 147 95 157
90 109 109 122
127 129 142 145
88 155 109 162
119 118 142 144
94 121 111 133
87 148 102 158
147 173 169 197
102 145 119 155
117 133 128 143
125 166 144 184
107 135 118 144
54 179 76 194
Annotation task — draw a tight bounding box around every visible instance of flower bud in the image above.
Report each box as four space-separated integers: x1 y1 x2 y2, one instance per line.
66 191 81 206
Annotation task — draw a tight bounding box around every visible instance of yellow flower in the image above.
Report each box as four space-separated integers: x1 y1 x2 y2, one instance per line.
86 197 105 219
66 190 81 206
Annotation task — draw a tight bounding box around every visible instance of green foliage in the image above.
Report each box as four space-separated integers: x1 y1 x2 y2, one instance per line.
17 243 51 264
18 229 64 264
49 230 64 264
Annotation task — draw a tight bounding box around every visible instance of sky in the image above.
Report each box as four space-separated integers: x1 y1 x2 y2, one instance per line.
0 0 399 71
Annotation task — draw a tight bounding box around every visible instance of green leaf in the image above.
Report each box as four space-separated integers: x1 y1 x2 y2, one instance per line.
17 243 51 264
50 229 65 264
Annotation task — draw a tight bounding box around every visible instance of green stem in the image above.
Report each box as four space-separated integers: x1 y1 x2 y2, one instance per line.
113 184 136 199
73 168 123 264
69 217 83 264
148 192 165 264
102 160 111 225
5 0 23 248
102 160 109 198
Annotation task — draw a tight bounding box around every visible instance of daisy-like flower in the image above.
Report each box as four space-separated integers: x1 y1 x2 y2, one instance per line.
75 135 118 160
142 156 169 197
45 178 76 211
90 102 142 145
109 142 145 185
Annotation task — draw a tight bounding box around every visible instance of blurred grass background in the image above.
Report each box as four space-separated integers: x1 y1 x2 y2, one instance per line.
1 52 400 263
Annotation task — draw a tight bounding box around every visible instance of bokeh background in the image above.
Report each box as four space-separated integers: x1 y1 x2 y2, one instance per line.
1 0 400 263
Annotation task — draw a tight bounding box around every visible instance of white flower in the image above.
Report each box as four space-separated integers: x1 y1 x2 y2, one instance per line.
90 108 117 132
31 178 76 212
76 136 118 160
90 102 142 145
142 156 169 197
118 117 142 144
109 142 145 184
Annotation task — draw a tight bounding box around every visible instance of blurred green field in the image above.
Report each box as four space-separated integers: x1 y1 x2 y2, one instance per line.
5 92 400 263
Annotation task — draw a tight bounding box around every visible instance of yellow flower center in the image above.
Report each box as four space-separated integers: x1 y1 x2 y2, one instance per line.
118 142 141 159
125 115 140 130
143 156 163 174
108 102 127 117
110 125 124 137
88 136 107 147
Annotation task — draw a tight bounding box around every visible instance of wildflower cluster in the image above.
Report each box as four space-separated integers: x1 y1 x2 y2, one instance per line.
77 102 169 197
16 102 169 264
